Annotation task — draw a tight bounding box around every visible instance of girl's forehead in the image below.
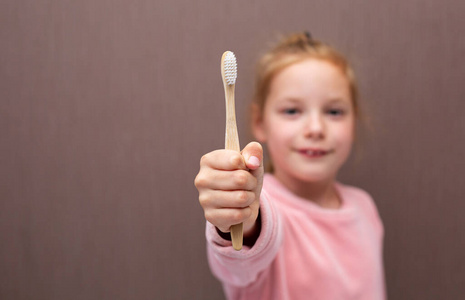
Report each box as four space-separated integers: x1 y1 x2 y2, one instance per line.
268 59 351 102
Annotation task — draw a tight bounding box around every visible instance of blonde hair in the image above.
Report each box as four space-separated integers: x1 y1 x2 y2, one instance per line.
251 32 367 172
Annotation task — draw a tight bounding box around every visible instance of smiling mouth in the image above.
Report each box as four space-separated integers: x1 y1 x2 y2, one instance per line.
297 149 334 158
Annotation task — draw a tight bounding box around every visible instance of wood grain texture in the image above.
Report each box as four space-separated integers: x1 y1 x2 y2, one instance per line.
1 0 464 299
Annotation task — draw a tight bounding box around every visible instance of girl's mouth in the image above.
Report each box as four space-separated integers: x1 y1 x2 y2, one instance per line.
297 148 334 158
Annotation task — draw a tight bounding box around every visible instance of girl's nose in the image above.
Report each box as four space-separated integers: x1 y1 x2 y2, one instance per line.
304 112 325 139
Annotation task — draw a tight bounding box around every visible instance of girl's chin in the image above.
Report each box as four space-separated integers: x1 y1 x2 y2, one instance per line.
295 173 334 183
276 167 336 184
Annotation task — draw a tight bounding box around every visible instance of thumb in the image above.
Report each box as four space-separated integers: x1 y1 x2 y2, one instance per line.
242 142 264 203
241 141 263 170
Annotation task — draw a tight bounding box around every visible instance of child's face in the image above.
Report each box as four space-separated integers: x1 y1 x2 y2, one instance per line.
253 59 355 185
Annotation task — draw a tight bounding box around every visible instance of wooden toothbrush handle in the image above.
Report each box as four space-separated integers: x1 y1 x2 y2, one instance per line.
224 85 243 251
230 223 243 251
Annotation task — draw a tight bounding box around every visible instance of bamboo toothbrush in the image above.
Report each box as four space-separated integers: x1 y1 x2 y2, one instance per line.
221 51 243 251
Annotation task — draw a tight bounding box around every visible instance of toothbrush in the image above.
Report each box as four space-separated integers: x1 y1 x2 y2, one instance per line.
221 51 243 251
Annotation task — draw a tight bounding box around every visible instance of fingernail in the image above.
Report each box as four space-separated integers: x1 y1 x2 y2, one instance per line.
248 156 260 168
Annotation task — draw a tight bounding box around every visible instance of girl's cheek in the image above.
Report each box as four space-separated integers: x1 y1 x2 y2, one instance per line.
337 125 355 150
274 125 294 141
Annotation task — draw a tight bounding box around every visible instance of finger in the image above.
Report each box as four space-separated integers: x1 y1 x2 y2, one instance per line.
205 207 253 233
241 142 263 170
200 150 247 171
199 190 255 209
196 169 257 191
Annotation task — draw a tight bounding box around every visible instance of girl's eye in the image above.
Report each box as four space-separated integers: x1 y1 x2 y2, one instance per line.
327 109 345 116
282 108 300 115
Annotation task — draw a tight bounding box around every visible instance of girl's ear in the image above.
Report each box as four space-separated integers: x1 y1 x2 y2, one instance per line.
251 103 267 142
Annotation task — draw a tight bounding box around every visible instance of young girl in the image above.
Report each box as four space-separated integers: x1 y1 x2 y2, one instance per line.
195 32 386 300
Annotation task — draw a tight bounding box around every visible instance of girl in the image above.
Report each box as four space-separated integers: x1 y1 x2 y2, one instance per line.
195 32 385 300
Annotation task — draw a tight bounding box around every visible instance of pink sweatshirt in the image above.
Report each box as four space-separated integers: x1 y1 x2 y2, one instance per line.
206 174 386 300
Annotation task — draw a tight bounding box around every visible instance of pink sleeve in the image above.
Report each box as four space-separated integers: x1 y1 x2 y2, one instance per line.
205 189 283 287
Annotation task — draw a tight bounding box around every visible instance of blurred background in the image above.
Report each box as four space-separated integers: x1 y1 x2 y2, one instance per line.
1 0 464 299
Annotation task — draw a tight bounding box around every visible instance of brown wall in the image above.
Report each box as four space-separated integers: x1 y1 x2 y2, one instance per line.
1 1 464 299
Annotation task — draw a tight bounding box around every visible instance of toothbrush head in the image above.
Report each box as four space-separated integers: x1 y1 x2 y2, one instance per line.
221 51 237 86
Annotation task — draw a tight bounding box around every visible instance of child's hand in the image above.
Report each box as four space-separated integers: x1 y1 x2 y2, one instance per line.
195 142 264 238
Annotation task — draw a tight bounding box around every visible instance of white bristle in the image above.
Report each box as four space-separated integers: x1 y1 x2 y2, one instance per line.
224 52 237 85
